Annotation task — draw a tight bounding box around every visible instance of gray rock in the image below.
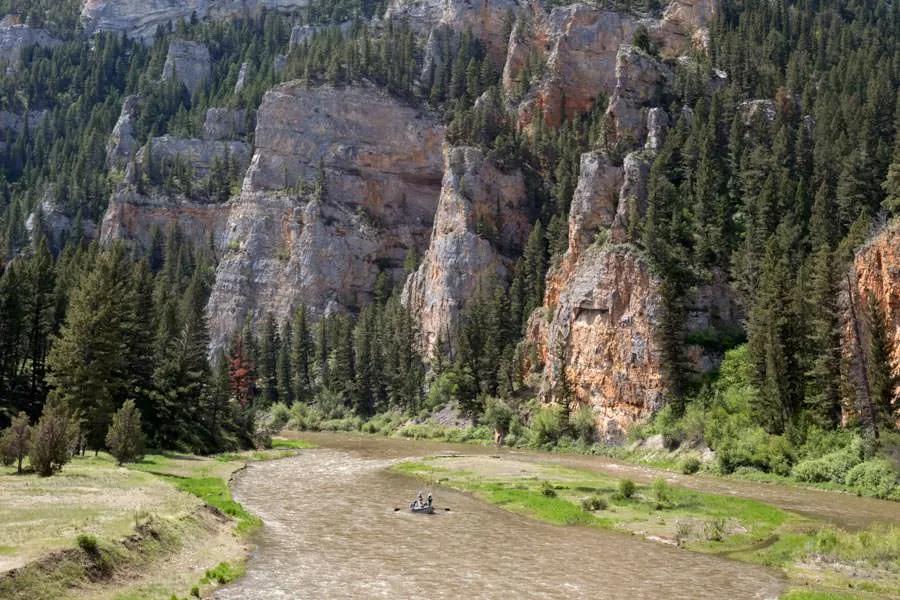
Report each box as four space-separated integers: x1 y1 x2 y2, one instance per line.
234 61 249 94
605 45 673 149
644 107 669 152
132 135 251 183
206 83 445 355
402 146 528 357
0 18 59 65
81 0 312 41
162 39 211 95
26 191 98 252
568 152 623 254
202 108 248 141
107 95 141 171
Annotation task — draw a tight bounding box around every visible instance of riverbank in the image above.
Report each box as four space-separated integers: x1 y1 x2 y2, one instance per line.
393 454 899 600
0 439 313 600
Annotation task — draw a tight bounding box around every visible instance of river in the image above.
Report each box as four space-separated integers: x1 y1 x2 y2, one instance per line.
215 433 808 599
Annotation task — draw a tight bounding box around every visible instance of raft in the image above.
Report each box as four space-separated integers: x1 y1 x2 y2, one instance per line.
409 503 434 514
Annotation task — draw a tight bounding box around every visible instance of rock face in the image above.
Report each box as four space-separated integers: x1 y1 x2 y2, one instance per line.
81 0 311 40
162 40 211 95
604 46 673 147
386 0 521 65
107 95 140 171
402 145 528 356
132 135 251 182
0 18 60 65
26 192 98 252
202 108 248 141
100 189 231 251
526 103 737 440
652 0 719 57
205 83 445 354
846 221 900 422
503 3 638 128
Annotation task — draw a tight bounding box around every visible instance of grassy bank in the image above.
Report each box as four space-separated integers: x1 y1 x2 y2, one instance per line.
394 455 899 600
0 440 313 599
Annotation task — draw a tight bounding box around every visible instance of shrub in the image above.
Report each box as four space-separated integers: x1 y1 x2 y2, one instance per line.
0 412 32 473
540 481 557 497
76 534 99 554
106 400 146 465
482 397 514 441
680 456 701 475
845 460 898 499
581 495 607 511
617 478 636 500
530 405 564 446
704 518 727 542
791 438 863 484
569 405 596 444
191 585 200 598
716 427 795 476
675 521 693 546
652 478 671 506
268 402 291 431
29 400 79 477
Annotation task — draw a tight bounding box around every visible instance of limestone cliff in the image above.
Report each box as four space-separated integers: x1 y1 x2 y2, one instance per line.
162 40 211 96
502 0 718 129
402 145 528 357
81 0 311 40
846 220 900 422
205 83 445 354
0 17 60 65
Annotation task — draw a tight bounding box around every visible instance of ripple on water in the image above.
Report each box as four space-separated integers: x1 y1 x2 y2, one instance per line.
216 450 784 600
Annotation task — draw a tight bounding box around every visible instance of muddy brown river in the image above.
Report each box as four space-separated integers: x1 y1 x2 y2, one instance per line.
216 434 812 599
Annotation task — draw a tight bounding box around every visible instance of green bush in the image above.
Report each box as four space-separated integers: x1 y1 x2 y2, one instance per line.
540 481 557 497
651 478 671 506
581 495 607 511
845 460 898 499
617 479 636 499
792 439 863 484
704 518 727 542
680 456 701 475
76 534 99 554
268 402 291 431
105 399 146 465
569 405 596 444
530 405 564 446
716 427 795 476
483 397 514 439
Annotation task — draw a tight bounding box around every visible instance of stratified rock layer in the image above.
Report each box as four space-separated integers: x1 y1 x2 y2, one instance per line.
205 83 444 354
402 145 528 356
81 0 311 40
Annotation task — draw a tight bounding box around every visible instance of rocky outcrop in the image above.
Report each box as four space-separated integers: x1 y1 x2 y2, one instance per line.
202 108 248 141
162 40 211 95
132 135 251 183
652 0 719 57
503 4 639 128
386 0 521 66
100 189 231 251
402 145 528 356
81 0 311 40
0 18 60 65
527 103 737 439
205 83 445 354
604 46 673 147
26 192 98 252
107 95 140 171
846 220 900 421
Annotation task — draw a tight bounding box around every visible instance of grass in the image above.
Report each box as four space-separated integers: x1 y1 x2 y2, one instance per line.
393 455 900 600
0 440 315 599
164 475 261 535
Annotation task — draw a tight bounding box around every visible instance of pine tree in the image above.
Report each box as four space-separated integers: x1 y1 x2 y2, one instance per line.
105 399 146 465
290 306 312 403
0 412 32 474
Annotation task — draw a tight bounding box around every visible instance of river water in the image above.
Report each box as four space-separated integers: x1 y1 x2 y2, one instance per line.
216 434 795 599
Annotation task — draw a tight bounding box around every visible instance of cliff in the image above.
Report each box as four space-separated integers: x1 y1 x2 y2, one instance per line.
205 83 445 354
846 221 900 423
0 18 60 65
402 145 528 357
81 0 311 40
